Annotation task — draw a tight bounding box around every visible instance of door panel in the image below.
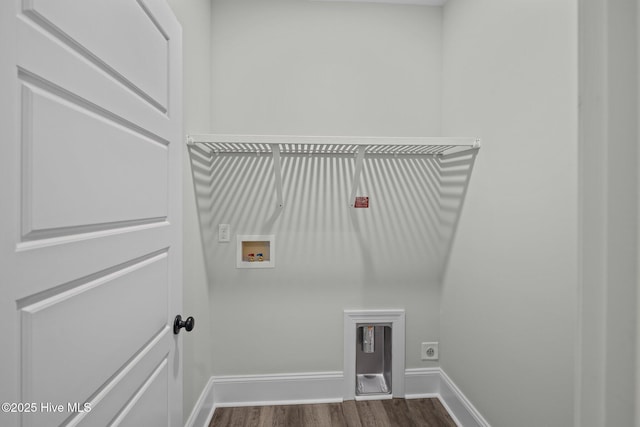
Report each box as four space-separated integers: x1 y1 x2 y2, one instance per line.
115 361 169 427
22 82 168 236
68 331 171 427
21 253 169 420
23 0 170 111
0 1 183 426
16 2 172 152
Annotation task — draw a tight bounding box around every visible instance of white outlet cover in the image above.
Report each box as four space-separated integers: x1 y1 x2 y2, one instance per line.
218 224 230 242
421 342 439 360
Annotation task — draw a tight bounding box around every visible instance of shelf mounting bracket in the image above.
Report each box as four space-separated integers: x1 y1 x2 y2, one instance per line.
271 144 284 209
349 145 367 208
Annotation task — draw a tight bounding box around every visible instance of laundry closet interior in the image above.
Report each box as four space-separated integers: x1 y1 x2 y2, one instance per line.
167 1 611 426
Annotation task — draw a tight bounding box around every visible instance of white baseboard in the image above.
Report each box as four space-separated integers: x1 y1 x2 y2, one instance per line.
184 377 215 427
404 367 441 397
186 368 489 427
439 369 491 427
212 371 344 407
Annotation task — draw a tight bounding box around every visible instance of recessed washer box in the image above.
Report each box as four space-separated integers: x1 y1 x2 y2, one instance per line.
236 235 275 269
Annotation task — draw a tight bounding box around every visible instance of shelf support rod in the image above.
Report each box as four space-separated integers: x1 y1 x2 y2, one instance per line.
271 144 284 209
349 146 367 208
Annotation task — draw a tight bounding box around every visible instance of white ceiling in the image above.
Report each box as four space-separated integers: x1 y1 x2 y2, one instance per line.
312 0 447 6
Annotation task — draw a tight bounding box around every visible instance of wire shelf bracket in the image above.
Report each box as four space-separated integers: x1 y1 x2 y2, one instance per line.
349 146 367 208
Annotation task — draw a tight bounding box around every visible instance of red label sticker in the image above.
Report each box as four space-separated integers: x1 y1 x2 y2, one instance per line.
354 196 369 208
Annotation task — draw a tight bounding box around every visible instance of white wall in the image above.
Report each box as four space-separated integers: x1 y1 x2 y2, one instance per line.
600 3 639 420
578 1 638 426
439 1 578 426
198 0 446 376
210 0 442 136
637 5 640 426
171 2 640 424
165 0 214 422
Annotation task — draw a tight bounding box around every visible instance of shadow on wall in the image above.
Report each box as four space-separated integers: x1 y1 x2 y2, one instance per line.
188 144 477 287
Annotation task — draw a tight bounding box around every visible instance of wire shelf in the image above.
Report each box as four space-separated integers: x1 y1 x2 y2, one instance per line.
187 134 481 209
187 134 480 157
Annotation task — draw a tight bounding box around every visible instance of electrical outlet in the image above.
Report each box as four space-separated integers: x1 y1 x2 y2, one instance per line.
421 342 439 360
218 224 230 242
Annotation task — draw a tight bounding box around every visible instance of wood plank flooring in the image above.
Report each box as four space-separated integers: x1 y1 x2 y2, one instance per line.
209 398 457 427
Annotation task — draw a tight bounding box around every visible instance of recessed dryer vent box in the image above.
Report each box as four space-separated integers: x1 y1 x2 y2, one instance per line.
236 235 275 269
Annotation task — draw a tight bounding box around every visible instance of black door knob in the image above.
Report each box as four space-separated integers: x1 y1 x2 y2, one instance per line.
173 315 195 334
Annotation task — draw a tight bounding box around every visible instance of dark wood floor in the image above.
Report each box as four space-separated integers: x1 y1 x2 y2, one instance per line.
209 398 457 427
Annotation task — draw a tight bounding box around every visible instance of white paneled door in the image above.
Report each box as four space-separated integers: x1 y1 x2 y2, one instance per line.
0 1 183 426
